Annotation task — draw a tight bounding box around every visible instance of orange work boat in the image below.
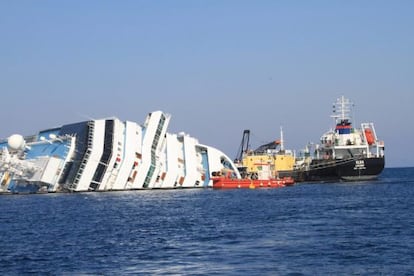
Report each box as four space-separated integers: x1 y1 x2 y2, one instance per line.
212 175 294 189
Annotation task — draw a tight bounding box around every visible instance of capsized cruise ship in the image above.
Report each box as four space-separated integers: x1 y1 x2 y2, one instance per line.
0 111 240 193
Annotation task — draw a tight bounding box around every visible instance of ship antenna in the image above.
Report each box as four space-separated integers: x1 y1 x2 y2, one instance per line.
341 95 346 120
331 96 353 125
280 126 284 151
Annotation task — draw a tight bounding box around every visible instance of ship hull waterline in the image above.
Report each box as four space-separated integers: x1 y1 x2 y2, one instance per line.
293 157 385 183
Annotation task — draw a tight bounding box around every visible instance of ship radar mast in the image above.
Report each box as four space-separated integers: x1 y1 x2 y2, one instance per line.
331 96 354 125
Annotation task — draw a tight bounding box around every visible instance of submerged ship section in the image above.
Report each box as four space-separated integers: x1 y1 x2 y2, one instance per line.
0 111 239 193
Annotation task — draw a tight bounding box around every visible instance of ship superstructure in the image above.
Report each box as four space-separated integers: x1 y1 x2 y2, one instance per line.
0 111 240 193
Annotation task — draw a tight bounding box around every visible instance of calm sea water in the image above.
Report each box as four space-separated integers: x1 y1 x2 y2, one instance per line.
1 167 413 275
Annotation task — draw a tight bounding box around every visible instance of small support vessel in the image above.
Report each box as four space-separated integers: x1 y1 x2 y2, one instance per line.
211 171 294 189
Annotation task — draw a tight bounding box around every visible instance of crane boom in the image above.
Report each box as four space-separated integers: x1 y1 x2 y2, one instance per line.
235 129 250 162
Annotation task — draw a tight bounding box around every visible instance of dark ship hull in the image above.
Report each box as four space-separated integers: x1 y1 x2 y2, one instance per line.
295 157 385 182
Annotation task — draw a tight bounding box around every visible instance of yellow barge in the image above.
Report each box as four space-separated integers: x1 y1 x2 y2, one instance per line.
234 128 296 179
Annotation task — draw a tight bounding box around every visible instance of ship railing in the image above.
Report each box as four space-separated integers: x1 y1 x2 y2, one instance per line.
307 157 357 172
69 122 95 191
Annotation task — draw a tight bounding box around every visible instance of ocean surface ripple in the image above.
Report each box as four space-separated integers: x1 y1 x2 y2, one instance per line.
1 168 413 275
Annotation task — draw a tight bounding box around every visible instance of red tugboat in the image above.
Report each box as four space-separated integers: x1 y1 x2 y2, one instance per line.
211 170 294 189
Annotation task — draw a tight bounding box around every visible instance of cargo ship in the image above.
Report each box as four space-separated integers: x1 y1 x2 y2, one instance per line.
294 96 385 182
0 111 242 194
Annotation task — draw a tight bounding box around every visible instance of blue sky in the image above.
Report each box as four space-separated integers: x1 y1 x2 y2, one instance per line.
1 1 413 167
